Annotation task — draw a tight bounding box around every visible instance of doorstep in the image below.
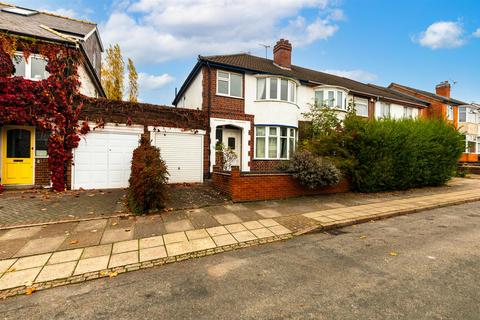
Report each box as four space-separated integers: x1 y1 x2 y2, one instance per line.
1 188 480 299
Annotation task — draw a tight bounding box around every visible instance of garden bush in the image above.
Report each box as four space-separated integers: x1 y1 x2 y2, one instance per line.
342 117 464 192
280 150 341 189
128 136 169 214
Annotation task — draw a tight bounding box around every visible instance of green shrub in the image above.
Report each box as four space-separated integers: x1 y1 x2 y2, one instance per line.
128 137 169 214
342 117 464 192
280 150 341 189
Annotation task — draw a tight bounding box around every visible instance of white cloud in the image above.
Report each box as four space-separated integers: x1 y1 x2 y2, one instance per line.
41 8 76 18
415 21 465 49
101 0 342 63
473 28 480 38
138 73 174 90
321 69 378 82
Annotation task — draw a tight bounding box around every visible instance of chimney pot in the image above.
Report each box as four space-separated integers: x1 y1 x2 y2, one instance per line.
273 39 292 69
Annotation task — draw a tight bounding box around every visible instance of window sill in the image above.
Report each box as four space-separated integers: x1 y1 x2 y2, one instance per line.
253 158 290 161
216 93 244 100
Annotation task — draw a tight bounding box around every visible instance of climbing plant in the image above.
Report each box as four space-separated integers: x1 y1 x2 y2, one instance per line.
0 34 89 191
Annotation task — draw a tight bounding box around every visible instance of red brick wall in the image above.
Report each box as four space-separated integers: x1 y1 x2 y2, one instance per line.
212 166 349 202
34 158 50 187
250 160 287 172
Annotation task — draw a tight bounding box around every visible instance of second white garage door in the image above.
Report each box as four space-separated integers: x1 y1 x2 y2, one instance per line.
153 131 204 183
72 130 141 189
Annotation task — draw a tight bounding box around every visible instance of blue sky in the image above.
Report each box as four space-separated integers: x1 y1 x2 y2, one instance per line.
9 0 480 105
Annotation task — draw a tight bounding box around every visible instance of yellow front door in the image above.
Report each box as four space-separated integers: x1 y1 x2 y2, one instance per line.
2 126 34 185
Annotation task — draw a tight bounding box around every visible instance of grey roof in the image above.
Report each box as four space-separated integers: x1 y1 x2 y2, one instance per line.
389 83 467 106
0 2 96 43
174 53 429 107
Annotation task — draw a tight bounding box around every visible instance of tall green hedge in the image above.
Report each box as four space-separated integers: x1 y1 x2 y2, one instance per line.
342 117 464 192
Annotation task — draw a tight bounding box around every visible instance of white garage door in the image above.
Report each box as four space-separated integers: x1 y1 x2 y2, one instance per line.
154 131 203 183
72 131 140 189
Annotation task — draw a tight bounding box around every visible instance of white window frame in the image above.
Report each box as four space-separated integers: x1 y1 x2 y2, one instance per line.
353 97 369 117
459 106 467 123
216 70 243 98
254 126 297 160
446 105 454 120
256 77 297 103
403 106 414 118
464 135 478 154
314 88 348 110
13 52 49 81
380 102 391 118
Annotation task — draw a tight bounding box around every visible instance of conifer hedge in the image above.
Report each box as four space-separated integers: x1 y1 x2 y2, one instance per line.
342 117 464 192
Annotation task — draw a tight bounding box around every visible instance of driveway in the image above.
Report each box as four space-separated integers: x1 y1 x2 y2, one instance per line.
1 201 479 319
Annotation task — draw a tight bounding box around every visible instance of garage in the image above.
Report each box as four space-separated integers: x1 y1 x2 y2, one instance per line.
152 129 204 184
72 126 142 189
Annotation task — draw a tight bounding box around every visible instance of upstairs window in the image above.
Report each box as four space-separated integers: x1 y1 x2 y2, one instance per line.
314 88 347 110
446 105 454 120
256 77 296 103
404 107 414 118
12 53 49 80
379 102 391 118
459 107 466 122
354 98 369 117
217 71 243 98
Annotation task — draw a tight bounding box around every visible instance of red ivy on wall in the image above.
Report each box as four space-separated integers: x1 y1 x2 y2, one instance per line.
0 35 89 191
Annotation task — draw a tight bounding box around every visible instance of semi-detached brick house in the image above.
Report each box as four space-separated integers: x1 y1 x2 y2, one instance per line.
389 82 480 163
173 39 430 177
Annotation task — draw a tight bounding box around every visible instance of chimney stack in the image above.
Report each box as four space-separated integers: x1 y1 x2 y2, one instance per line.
435 81 451 98
273 39 292 69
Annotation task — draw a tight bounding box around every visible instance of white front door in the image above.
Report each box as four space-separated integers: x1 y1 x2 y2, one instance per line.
222 129 241 168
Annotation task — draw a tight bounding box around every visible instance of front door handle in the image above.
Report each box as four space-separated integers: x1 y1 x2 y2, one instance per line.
13 159 24 162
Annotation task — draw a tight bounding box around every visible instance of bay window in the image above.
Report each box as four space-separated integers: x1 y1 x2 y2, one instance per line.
12 53 49 80
379 102 391 118
464 135 478 154
314 88 347 110
459 107 466 123
403 106 414 118
217 70 243 98
256 77 297 103
255 126 297 159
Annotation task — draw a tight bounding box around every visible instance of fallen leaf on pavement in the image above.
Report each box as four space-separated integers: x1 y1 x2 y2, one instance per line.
389 251 398 257
25 287 36 295
111 222 118 226
5 268 16 273
41 208 47 211
359 235 367 239
108 271 118 278
69 240 79 245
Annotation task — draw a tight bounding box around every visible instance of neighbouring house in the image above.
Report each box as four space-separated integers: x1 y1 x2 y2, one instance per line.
173 39 430 178
0 4 207 190
390 82 480 162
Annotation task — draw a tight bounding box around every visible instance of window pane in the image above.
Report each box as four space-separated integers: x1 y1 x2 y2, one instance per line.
459 107 466 122
268 137 277 158
7 129 31 158
230 73 242 97
280 79 288 101
289 128 295 137
256 127 265 136
227 137 236 149
281 127 287 137
355 103 368 116
256 137 265 158
13 55 26 77
269 127 277 136
328 91 334 108
289 82 295 102
31 56 49 80
35 129 50 157
270 78 278 99
218 71 229 80
280 137 288 158
289 137 295 157
336 91 343 109
218 79 229 95
315 91 324 106
257 78 266 99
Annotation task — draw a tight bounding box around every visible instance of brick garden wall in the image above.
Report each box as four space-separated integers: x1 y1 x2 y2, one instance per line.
212 166 349 202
